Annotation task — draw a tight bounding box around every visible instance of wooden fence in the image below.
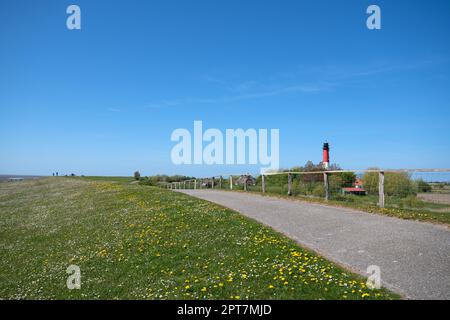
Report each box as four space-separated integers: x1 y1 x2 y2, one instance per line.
166 169 450 208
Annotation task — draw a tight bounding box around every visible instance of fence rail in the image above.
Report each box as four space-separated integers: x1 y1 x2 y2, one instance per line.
165 169 450 209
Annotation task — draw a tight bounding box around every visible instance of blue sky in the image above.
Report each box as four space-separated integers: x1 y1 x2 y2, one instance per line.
1 0 449 177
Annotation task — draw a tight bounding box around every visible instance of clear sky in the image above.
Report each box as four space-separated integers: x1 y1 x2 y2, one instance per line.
1 0 449 177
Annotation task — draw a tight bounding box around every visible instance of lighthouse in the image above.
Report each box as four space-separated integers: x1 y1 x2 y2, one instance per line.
323 142 330 169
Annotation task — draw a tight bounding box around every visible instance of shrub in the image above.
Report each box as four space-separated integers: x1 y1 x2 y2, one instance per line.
385 173 416 197
417 179 432 193
138 178 153 186
362 171 416 197
362 171 379 195
312 184 325 197
402 195 423 209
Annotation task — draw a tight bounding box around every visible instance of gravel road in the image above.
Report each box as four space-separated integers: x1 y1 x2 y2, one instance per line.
178 190 450 300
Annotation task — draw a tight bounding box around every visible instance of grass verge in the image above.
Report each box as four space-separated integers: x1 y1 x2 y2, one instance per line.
218 188 450 226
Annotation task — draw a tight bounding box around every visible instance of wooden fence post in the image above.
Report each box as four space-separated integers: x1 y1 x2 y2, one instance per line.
230 176 233 190
324 172 329 201
194 179 197 190
379 171 385 208
262 175 266 193
244 178 247 191
219 176 222 189
212 177 215 189
287 173 292 196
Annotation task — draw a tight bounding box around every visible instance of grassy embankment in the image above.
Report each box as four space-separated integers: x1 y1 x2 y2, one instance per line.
0 177 396 299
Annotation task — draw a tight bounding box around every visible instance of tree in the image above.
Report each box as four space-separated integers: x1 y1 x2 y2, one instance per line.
134 171 141 180
329 172 356 190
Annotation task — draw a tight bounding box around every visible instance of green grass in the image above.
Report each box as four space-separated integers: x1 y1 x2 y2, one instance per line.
71 176 136 183
0 178 397 300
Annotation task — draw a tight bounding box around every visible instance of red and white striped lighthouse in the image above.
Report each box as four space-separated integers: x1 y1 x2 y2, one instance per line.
323 142 330 169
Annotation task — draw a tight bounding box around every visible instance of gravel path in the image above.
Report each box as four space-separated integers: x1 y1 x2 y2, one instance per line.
178 190 450 300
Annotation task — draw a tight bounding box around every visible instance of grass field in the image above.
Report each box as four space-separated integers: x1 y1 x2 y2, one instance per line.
0 177 396 300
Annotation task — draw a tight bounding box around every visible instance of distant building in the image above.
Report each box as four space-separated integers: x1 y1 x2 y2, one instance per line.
342 178 367 195
235 175 256 186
